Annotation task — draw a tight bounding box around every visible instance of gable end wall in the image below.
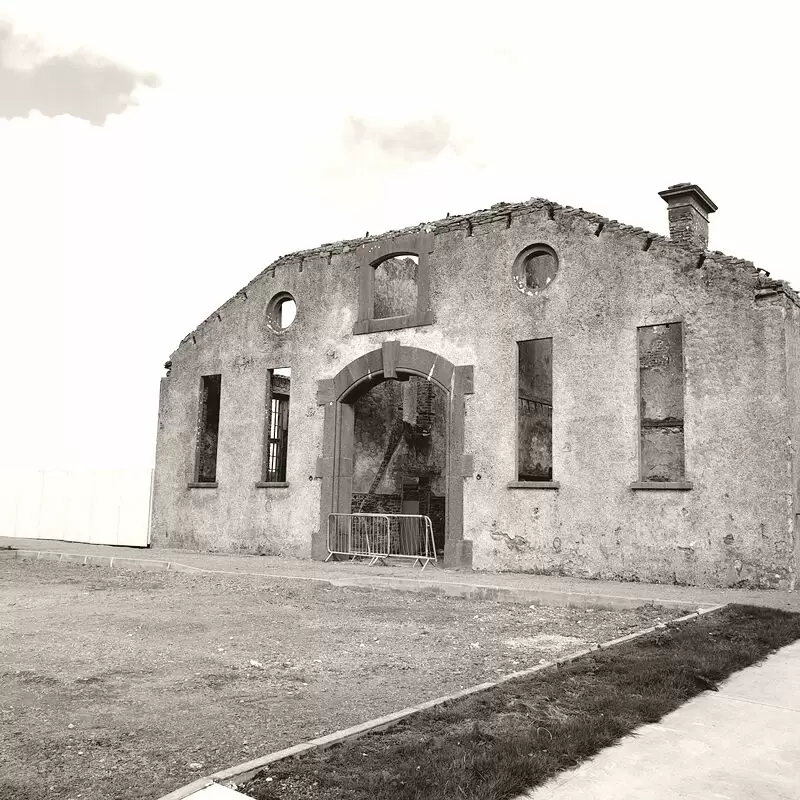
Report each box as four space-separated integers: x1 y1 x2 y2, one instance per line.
151 206 794 587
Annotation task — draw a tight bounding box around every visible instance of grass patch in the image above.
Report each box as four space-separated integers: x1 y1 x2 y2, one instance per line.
244 605 800 800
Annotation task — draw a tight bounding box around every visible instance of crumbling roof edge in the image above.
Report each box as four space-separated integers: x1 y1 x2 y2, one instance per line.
755 277 800 309
176 195 796 349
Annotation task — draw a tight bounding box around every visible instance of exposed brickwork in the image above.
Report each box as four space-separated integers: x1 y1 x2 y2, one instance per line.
351 492 402 515
757 276 800 306
666 204 709 249
658 183 717 251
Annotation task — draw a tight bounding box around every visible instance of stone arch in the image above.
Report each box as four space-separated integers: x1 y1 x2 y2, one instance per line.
315 342 474 568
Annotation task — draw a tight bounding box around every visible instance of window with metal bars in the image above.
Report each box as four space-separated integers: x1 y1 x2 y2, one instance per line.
266 395 289 481
262 369 290 484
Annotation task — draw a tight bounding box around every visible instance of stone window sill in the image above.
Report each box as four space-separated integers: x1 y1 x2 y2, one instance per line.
352 310 434 335
255 481 290 489
188 482 218 489
507 481 560 490
630 481 693 490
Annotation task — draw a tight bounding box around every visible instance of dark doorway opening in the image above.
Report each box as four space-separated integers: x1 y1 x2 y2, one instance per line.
351 375 447 555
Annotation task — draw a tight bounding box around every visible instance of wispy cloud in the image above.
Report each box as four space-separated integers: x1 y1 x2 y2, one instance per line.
0 22 158 125
346 115 452 162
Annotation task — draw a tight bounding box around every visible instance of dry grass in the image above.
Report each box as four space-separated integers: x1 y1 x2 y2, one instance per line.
244 605 800 800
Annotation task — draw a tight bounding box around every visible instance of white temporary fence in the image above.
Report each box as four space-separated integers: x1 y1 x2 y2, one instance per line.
0 469 153 547
326 512 437 569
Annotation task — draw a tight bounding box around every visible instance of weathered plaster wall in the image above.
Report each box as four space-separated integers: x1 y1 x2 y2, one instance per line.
152 198 797 586
441 211 793 587
784 301 800 588
151 247 356 556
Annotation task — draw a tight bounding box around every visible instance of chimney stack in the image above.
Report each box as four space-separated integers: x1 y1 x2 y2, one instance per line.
658 183 717 250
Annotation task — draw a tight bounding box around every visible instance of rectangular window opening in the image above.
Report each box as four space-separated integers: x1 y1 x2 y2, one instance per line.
263 368 291 483
373 255 419 320
195 374 222 484
517 338 553 482
638 322 685 482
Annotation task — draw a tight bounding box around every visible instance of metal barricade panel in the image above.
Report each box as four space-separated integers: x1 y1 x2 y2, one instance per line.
326 513 436 569
326 513 390 565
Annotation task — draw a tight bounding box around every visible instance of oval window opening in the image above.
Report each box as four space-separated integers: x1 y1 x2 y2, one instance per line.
267 293 297 332
280 298 296 328
513 245 559 294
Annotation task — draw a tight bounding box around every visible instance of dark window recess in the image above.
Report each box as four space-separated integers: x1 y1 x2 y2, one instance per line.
638 323 685 481
195 374 222 483
263 369 291 482
522 250 558 290
513 244 559 294
373 255 418 319
517 339 553 481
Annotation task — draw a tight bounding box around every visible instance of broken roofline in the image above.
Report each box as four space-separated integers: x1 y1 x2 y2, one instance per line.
178 195 797 347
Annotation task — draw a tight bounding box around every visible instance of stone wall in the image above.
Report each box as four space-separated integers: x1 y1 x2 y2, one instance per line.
151 195 799 587
783 301 800 589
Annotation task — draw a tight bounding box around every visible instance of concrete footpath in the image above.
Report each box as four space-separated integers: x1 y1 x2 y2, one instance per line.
1 536 799 612
518 639 800 800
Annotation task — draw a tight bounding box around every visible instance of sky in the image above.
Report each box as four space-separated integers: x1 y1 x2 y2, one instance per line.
0 0 798 470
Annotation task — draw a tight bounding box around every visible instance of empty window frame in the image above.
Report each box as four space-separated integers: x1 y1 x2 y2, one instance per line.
195 374 222 484
373 255 419 319
266 292 297 333
263 369 291 483
637 322 685 482
513 244 559 294
517 338 553 482
353 231 434 334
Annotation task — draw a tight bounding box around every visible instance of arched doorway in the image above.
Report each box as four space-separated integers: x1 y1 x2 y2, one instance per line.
351 374 447 553
314 342 474 569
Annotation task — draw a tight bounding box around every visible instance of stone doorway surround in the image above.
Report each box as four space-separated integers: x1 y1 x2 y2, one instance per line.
315 342 474 569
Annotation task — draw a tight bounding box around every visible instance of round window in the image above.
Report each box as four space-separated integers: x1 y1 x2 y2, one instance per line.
513 245 558 294
266 293 297 332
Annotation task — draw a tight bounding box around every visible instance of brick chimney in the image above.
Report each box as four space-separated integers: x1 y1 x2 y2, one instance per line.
658 183 718 250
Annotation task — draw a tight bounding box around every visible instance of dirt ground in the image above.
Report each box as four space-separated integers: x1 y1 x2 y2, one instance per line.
0 561 688 800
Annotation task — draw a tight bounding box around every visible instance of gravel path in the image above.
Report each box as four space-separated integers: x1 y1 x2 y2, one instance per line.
0 561 688 800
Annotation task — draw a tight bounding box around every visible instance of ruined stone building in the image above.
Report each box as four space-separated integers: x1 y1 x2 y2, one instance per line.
151 184 800 589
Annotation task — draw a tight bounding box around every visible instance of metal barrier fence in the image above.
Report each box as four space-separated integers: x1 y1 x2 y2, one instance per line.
326 513 438 569
326 513 390 566
387 514 437 569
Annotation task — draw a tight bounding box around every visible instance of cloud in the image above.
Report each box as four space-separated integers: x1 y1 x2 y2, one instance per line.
0 22 158 125
346 115 453 162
